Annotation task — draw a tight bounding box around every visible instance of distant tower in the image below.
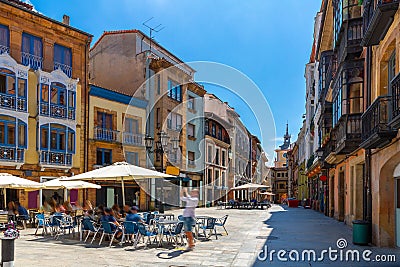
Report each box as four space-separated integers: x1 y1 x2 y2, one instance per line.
279 123 291 150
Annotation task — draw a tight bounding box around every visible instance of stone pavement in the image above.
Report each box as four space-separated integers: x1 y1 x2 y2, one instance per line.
3 205 400 266
253 206 400 267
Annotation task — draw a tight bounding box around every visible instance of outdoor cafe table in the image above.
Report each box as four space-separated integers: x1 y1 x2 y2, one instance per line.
157 220 179 246
195 216 213 238
155 213 175 220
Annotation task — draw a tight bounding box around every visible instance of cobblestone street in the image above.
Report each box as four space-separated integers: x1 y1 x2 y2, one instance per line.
3 205 398 266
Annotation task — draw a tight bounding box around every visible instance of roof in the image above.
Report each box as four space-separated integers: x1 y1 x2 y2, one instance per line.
1 0 93 37
90 29 194 72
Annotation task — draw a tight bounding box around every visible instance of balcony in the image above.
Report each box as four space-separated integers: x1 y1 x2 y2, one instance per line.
337 18 363 62
362 0 399 46
389 72 400 128
0 93 27 112
21 52 43 70
0 44 9 55
40 151 72 166
361 96 397 149
333 113 362 155
122 132 143 146
39 103 75 120
94 127 120 142
54 61 72 78
0 146 24 163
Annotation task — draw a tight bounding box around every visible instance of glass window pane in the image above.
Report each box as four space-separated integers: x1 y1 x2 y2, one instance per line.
7 123 15 145
18 79 26 97
50 86 58 104
59 131 65 150
7 75 15 95
68 131 74 152
104 150 112 165
0 74 6 94
50 130 57 149
0 122 4 144
96 150 103 165
68 91 75 108
59 90 66 106
18 123 26 147
41 127 48 148
41 84 48 102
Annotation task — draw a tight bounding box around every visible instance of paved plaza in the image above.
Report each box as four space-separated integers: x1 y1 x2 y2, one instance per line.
3 205 400 266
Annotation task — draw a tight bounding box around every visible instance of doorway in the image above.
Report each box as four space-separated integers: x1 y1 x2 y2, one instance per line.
338 172 345 221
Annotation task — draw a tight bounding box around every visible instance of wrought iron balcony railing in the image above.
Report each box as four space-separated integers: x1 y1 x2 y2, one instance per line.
333 113 362 155
21 52 43 70
0 146 24 162
0 44 9 55
0 93 27 112
39 103 75 120
94 127 120 142
54 61 72 78
361 95 397 149
40 151 72 166
122 132 143 146
362 0 400 46
337 18 363 62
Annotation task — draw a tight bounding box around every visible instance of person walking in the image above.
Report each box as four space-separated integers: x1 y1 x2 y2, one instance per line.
180 187 199 251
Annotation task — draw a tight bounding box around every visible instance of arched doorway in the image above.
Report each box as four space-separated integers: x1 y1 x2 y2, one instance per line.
394 163 400 247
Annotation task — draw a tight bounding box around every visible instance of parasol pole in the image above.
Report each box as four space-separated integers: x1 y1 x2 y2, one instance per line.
3 188 6 209
121 177 126 206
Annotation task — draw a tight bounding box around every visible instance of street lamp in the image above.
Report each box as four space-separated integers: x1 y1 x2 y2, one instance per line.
145 130 180 213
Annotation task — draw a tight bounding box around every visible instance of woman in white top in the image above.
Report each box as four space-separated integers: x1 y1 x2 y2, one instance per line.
180 188 199 250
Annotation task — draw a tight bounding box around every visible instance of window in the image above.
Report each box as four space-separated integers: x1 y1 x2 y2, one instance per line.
21 33 43 69
207 169 212 184
214 170 220 185
0 68 15 95
188 151 195 165
187 123 195 138
167 79 182 102
125 151 139 166
222 150 226 167
96 148 112 166
217 127 222 140
156 74 161 95
279 183 286 190
205 121 209 135
0 24 9 53
125 118 139 134
188 95 195 110
0 115 26 148
40 124 74 153
207 145 213 163
54 44 72 77
211 123 216 136
156 108 161 129
50 82 67 106
215 148 220 165
221 171 226 187
389 51 396 84
167 112 182 131
97 112 113 129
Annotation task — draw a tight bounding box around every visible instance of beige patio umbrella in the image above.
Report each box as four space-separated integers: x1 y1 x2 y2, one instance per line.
61 162 174 205
42 178 101 190
259 192 275 196
0 173 44 208
231 183 270 201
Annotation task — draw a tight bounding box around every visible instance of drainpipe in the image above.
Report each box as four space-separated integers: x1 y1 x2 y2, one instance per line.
364 46 372 225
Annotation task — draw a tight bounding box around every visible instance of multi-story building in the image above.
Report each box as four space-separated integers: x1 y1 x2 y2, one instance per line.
271 125 291 203
204 94 232 204
361 0 400 247
89 29 198 210
0 0 91 208
87 84 148 209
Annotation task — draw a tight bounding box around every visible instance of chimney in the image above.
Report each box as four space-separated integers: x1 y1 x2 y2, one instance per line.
62 15 70 25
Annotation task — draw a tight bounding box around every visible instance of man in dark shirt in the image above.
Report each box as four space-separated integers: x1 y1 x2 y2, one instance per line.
15 201 29 220
125 206 144 223
100 207 123 239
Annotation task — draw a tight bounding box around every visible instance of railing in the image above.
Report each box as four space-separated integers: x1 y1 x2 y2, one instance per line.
0 146 24 162
122 132 143 146
391 72 400 120
39 102 75 120
335 113 362 147
0 93 27 112
94 127 120 142
362 95 392 140
21 52 42 70
0 44 9 55
54 61 72 78
40 151 72 166
337 18 363 62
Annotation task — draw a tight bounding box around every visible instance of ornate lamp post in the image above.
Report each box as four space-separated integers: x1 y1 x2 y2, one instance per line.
145 130 180 213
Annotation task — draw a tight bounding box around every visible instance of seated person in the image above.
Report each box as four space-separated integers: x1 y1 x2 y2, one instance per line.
125 206 144 223
62 201 73 213
122 204 130 216
7 201 16 215
40 200 52 213
15 201 29 220
83 200 93 212
101 207 122 239
111 204 122 219
83 209 96 221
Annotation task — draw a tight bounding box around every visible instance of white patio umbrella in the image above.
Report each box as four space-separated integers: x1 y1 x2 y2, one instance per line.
42 178 101 190
0 173 44 208
231 183 269 190
61 162 174 205
259 192 276 196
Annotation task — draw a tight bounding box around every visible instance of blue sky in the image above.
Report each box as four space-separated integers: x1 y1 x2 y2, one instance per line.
29 0 320 158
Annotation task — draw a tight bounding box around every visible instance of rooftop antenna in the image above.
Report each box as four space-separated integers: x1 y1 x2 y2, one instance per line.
142 17 165 53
